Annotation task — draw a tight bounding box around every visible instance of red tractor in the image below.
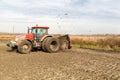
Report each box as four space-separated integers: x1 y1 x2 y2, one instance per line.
7 25 71 54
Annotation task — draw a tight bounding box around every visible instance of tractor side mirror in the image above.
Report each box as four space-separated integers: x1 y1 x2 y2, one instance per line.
27 27 31 34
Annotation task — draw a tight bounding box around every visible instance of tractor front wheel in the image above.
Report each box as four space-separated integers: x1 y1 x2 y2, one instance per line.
18 41 32 54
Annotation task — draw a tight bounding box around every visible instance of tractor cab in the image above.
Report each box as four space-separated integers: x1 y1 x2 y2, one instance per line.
30 25 49 41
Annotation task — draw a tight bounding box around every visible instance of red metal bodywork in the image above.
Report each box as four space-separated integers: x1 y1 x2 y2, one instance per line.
40 35 52 42
32 25 49 29
26 34 34 40
15 34 34 43
16 25 49 43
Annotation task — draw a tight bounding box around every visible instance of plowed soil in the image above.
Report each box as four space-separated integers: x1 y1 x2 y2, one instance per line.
0 42 120 80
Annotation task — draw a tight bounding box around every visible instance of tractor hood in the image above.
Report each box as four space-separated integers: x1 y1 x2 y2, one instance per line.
15 34 34 42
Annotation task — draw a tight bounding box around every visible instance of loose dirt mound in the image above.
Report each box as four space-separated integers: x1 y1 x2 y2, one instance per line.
0 42 120 80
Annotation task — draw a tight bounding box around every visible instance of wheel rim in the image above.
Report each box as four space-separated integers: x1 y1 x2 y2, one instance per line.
22 45 29 51
50 41 59 51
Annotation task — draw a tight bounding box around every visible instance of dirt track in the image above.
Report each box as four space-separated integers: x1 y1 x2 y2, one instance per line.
0 42 120 80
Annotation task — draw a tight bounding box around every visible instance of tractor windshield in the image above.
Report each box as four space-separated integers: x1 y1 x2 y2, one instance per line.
32 28 47 36
31 28 36 34
31 28 48 41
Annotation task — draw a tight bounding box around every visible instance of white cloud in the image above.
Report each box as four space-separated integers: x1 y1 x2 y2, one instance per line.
0 0 120 34
69 0 120 18
0 11 26 18
1 0 28 7
1 0 120 18
1 0 69 9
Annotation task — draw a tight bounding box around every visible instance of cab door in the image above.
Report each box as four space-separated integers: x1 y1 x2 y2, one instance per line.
36 28 47 41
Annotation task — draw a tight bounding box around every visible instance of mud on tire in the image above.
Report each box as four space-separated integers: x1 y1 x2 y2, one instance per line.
42 38 48 52
44 37 60 53
18 40 32 54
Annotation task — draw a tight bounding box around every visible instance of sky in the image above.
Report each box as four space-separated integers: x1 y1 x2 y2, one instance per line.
0 0 120 34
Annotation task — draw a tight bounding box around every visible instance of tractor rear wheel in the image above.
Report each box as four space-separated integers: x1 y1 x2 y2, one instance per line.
18 41 32 54
42 38 48 52
45 37 60 53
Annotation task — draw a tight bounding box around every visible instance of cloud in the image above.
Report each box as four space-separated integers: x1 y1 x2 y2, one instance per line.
67 0 120 19
1 0 120 19
0 0 70 19
0 0 120 34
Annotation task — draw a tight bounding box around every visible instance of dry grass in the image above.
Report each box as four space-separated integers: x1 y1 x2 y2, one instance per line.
0 34 120 51
0 34 15 40
70 35 120 52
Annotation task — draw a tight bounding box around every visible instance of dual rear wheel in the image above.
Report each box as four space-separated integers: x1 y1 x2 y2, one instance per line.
42 37 60 53
42 37 69 53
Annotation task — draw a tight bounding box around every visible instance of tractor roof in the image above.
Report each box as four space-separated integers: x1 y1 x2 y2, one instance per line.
32 25 49 29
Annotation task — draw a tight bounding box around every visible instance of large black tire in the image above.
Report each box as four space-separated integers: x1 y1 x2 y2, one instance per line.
60 40 69 51
18 41 32 54
44 37 60 53
41 38 48 52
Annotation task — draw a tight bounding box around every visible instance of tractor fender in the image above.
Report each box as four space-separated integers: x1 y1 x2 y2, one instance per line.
40 35 52 42
17 39 32 45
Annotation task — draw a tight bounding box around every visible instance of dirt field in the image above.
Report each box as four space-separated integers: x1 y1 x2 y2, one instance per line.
0 42 120 80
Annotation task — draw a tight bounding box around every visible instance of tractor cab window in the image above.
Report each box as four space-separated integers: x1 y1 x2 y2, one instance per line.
37 29 47 36
32 28 47 35
32 28 47 41
31 28 36 34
